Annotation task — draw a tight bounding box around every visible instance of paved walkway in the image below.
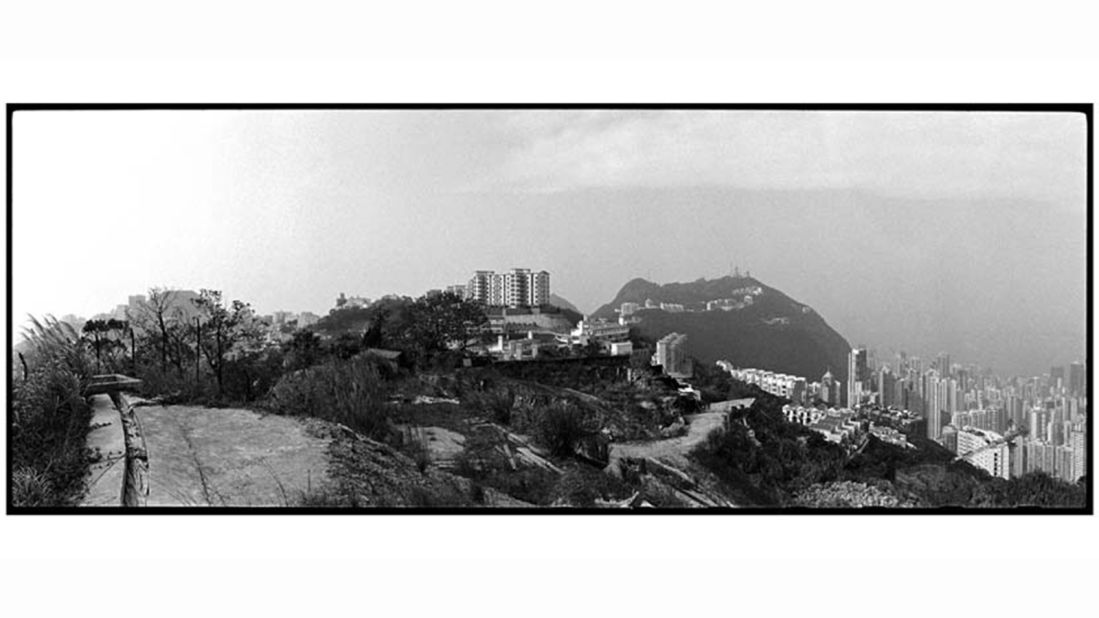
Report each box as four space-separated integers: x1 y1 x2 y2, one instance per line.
135 405 331 506
80 394 127 507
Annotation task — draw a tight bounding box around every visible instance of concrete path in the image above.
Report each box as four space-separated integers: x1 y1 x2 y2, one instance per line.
607 398 754 470
135 405 331 506
80 394 127 507
608 410 729 469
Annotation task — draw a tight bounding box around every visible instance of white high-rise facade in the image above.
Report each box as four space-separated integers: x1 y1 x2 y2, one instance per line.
467 268 550 307
957 427 1010 479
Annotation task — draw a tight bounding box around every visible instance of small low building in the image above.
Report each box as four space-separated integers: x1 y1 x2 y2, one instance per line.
609 341 633 357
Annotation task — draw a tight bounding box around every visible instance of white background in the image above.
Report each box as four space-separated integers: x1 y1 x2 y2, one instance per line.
1 2 1096 617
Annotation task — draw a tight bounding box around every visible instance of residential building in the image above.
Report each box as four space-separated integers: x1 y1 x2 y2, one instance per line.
718 362 807 403
847 348 869 408
957 426 1010 479
783 405 862 445
653 332 690 377
820 369 838 406
466 268 550 307
1070 429 1087 482
1068 362 1086 397
566 318 630 349
608 341 634 357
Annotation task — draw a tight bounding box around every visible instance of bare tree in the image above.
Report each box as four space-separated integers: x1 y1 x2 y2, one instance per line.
133 287 179 374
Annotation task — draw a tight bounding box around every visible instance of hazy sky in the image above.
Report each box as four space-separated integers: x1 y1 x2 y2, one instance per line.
12 109 1086 376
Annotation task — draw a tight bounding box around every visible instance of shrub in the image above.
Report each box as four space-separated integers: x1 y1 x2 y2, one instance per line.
453 428 559 505
264 354 395 443
533 402 593 458
551 465 633 507
12 316 96 507
465 387 515 425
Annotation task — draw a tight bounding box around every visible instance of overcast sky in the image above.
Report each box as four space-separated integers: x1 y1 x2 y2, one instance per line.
12 109 1086 376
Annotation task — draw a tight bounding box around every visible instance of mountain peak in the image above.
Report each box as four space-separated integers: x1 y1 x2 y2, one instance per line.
591 274 850 382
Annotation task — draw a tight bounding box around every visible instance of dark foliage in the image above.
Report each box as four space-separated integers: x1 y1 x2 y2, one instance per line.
532 401 596 458
263 354 397 444
691 393 850 506
453 428 559 505
551 465 634 507
11 317 96 507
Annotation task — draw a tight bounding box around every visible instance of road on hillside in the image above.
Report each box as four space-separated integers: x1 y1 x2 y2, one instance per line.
607 398 755 469
134 404 331 506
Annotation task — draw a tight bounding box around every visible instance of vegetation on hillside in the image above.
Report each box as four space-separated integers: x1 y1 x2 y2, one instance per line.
11 317 96 507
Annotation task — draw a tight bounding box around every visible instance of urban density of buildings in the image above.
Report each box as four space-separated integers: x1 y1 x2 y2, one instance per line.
719 346 1088 485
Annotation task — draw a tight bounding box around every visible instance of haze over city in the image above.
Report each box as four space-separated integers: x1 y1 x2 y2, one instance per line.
12 109 1086 376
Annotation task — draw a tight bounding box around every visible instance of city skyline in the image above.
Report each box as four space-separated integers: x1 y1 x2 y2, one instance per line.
11 109 1087 376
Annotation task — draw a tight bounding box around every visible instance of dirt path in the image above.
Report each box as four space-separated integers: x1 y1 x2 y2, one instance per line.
135 405 330 506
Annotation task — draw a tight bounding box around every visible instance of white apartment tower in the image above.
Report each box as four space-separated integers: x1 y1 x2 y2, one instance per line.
467 268 550 307
957 426 1011 479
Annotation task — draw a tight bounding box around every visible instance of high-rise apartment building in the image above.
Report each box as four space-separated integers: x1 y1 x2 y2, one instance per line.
1050 365 1066 391
926 370 945 441
466 269 550 307
820 369 838 406
935 353 951 377
1070 429 1087 482
1068 362 1086 397
847 348 869 408
957 427 1010 479
652 332 690 377
877 366 895 407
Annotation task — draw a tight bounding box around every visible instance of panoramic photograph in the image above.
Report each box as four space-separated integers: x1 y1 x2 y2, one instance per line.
7 106 1090 511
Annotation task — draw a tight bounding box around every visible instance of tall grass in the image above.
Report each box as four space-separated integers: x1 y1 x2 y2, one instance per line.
11 315 95 507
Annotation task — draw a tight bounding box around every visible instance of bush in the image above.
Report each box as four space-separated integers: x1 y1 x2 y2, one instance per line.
465 387 515 425
264 354 395 443
453 428 559 505
689 398 846 506
533 402 593 458
551 465 633 507
11 321 95 507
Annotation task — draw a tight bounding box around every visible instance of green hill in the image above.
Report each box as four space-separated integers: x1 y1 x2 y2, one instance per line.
592 275 851 383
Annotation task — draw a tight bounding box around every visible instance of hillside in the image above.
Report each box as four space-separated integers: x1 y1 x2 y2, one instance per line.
549 293 582 314
592 275 851 382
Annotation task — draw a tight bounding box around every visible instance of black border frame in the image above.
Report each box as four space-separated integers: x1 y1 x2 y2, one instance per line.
6 103 1093 515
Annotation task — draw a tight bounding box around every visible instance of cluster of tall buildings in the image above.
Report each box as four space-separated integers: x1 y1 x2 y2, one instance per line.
446 268 551 308
719 344 1088 485
847 349 1088 484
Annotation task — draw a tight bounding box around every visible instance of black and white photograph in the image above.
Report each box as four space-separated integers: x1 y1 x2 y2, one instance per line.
6 105 1090 513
